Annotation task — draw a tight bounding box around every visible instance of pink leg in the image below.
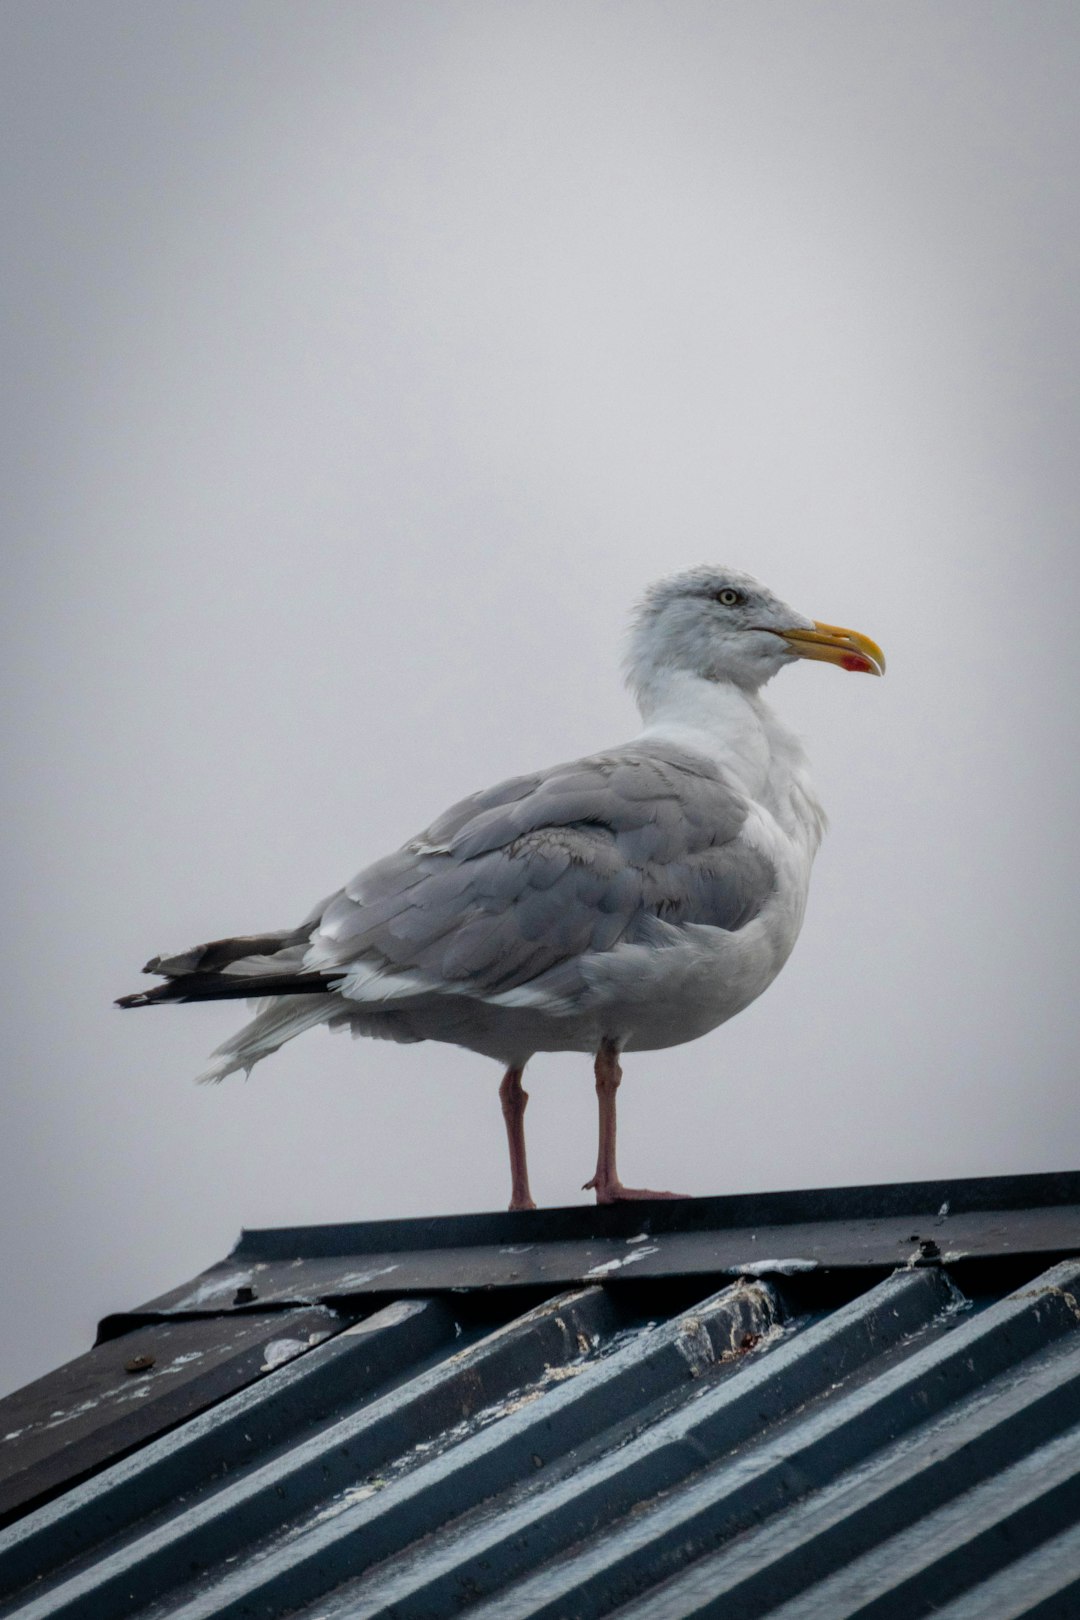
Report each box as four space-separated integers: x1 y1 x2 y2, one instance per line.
582 1039 689 1204
500 1066 537 1212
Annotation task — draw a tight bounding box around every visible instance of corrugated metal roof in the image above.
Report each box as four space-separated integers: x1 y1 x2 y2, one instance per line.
1 1172 1079 1619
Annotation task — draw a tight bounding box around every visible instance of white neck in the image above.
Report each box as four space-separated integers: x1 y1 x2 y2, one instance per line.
634 667 824 853
634 669 772 795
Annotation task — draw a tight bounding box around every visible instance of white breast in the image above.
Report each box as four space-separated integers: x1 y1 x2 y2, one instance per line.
588 678 825 1054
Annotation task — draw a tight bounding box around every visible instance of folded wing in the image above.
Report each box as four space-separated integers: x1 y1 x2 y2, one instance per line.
306 741 775 1006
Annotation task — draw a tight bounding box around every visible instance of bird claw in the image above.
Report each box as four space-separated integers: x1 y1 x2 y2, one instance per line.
582 1177 690 1204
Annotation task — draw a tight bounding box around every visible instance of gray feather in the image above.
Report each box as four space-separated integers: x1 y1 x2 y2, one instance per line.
304 740 775 1000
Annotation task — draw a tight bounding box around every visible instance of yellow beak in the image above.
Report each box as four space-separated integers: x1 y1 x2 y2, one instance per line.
776 620 886 676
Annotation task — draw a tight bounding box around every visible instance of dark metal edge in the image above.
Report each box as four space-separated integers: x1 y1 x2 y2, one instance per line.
231 1171 1080 1261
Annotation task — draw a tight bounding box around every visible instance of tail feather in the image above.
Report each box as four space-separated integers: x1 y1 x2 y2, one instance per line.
144 927 309 978
119 907 354 1082
196 994 341 1084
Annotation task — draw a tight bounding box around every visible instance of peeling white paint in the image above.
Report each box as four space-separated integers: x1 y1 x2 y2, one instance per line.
309 1479 386 1525
342 1482 380 1503
260 1338 309 1372
734 1257 818 1276
112 1384 152 1405
331 1264 400 1289
585 1246 660 1276
172 1269 252 1308
42 1396 103 1430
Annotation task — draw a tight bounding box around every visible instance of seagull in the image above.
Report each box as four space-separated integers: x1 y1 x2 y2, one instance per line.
118 567 883 1209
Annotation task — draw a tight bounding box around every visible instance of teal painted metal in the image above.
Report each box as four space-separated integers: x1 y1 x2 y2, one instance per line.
1 1176 1079 1620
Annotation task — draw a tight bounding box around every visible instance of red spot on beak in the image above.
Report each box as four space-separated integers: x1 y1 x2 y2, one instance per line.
841 653 873 673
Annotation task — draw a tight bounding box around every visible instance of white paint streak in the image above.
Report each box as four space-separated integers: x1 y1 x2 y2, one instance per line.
585 1245 660 1276
734 1257 819 1276
260 1338 309 1372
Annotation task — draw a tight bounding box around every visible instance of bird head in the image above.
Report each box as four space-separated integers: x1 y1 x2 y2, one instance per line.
626 566 885 697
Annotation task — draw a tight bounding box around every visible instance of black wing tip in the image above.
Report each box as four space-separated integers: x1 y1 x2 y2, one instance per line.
116 971 334 1008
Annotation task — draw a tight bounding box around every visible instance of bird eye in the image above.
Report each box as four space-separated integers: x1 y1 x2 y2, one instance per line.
715 588 744 607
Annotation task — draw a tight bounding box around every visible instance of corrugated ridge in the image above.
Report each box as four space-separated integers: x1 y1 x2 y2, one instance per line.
926 1517 1080 1620
0 1299 456 1600
762 1417 1080 1620
299 1268 954 1620
610 1267 1080 1617
616 1327 1080 1618
454 1261 1080 1620
130 1278 782 1620
3 1203 1079 1620
0 1289 622 1620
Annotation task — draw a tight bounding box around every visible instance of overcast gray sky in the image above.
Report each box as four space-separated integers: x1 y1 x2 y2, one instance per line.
2 0 1079 1398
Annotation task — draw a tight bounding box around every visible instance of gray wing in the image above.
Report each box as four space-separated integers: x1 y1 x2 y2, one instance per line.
306 742 775 1000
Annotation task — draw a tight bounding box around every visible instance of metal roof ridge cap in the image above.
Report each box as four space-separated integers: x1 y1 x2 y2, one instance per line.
229 1170 1080 1261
